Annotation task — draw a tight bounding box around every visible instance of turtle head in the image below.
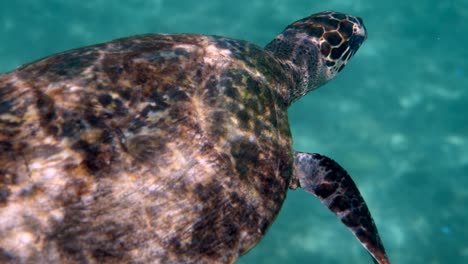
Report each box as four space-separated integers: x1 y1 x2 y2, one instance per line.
265 11 367 104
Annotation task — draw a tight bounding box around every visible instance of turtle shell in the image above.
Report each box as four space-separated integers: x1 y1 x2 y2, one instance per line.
0 34 294 263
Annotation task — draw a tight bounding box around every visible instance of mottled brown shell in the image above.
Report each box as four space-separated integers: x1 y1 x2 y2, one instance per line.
0 34 294 263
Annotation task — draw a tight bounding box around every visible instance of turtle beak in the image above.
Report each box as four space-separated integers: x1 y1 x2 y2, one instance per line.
348 18 367 56
356 16 367 40
349 34 365 55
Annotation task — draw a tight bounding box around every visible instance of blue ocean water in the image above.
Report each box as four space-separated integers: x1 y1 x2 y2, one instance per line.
1 1 467 263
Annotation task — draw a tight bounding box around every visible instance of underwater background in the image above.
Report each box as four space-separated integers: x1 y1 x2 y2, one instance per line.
1 0 466 263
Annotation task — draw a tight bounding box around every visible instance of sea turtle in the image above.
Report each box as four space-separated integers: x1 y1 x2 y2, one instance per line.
0 10 390 264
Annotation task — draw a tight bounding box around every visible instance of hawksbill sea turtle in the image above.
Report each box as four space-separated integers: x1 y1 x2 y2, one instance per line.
0 11 390 264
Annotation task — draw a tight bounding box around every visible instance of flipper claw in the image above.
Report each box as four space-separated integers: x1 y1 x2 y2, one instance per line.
292 152 390 264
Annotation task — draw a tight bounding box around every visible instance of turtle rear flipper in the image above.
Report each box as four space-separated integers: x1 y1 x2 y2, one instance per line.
291 152 390 264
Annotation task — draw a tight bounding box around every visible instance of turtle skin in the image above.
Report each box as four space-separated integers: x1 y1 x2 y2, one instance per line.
0 11 389 264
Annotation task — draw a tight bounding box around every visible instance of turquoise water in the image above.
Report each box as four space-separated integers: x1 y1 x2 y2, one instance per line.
1 1 467 263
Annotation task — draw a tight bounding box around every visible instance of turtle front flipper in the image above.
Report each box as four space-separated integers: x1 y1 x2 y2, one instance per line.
291 152 390 264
